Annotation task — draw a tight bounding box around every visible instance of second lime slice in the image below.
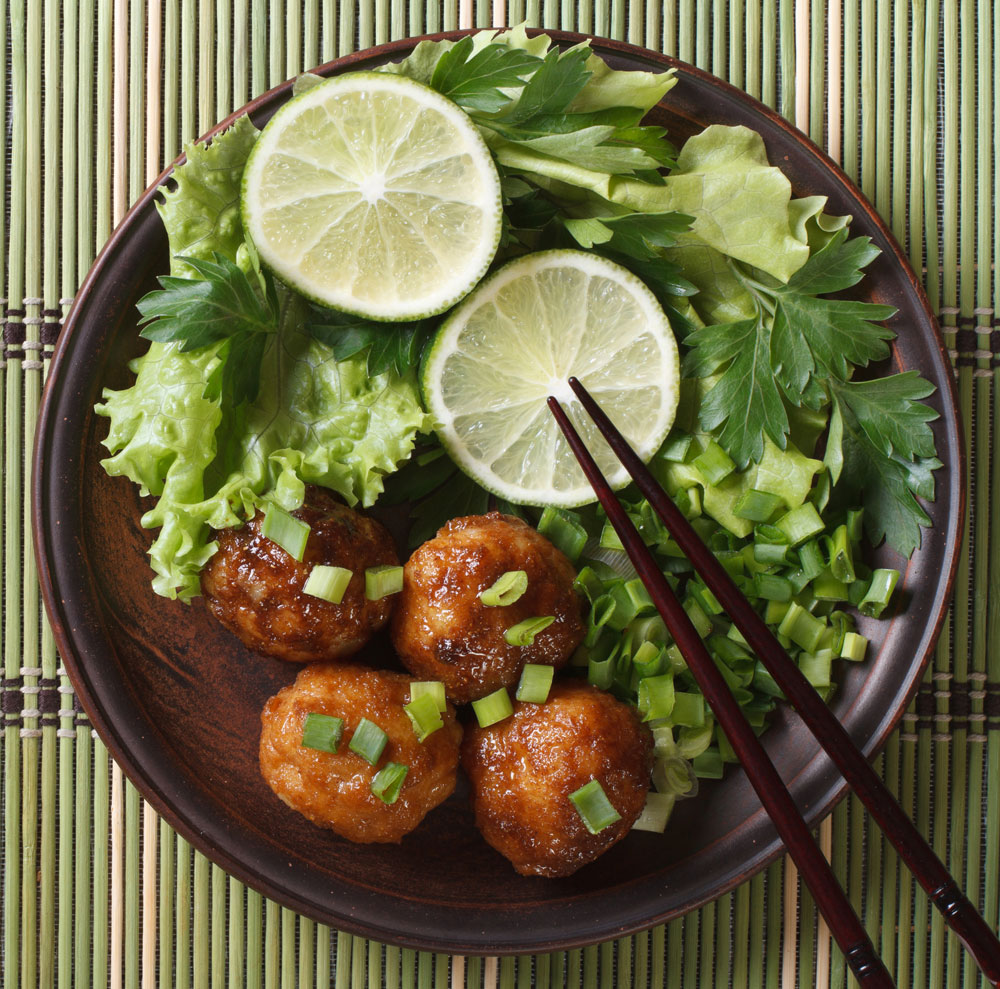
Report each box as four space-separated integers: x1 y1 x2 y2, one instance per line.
422 250 681 506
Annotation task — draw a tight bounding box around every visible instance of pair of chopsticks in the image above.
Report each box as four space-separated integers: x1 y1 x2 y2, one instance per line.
548 377 1000 989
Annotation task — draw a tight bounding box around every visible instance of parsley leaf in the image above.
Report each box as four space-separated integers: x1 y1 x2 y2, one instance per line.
500 47 592 124
136 253 279 405
564 210 692 261
306 306 436 377
430 38 541 112
825 374 941 554
684 318 790 465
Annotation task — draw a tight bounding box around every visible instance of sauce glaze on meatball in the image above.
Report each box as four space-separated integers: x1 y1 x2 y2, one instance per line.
201 486 398 662
391 512 585 703
260 663 462 843
461 680 653 877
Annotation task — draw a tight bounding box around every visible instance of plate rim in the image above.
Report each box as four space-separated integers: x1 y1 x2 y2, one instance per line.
32 28 966 955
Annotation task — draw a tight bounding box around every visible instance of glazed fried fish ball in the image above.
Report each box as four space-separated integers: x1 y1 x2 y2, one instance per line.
259 663 462 843
461 681 653 877
201 485 399 663
391 512 585 703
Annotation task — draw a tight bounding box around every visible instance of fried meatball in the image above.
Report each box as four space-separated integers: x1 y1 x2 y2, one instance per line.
461 681 653 877
391 512 585 703
259 663 462 843
201 486 398 662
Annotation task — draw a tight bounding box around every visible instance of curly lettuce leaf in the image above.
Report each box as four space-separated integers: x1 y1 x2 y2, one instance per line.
97 119 432 601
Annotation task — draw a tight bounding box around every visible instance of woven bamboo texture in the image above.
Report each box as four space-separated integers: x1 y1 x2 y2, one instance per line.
2 0 998 986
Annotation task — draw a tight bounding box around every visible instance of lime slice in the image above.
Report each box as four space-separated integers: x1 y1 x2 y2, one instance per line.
422 250 681 507
241 72 502 320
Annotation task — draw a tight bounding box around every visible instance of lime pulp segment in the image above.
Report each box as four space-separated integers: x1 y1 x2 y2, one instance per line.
241 72 502 320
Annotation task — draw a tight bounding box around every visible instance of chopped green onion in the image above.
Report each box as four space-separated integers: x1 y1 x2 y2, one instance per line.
799 648 833 688
858 568 899 618
630 615 669 646
845 508 865 544
370 762 408 804
599 521 624 551
677 722 714 759
753 573 793 602
587 655 616 690
812 570 849 602
673 484 702 520
754 523 789 545
733 489 784 523
638 672 676 721
404 693 444 742
631 641 667 682
692 748 724 779
774 503 825 546
841 631 868 662
693 439 736 485
796 540 826 580
665 643 687 673
688 582 723 615
349 718 388 766
504 615 555 646
752 660 786 699
652 756 696 796
471 688 513 727
479 570 528 607
658 433 694 462
670 691 706 728
826 524 856 583
778 601 828 653
301 712 343 753
624 577 655 616
409 681 447 712
682 597 712 638
753 542 794 566
302 565 353 604
717 729 738 764
569 779 622 834
364 565 403 600
631 791 676 833
515 663 554 703
537 507 588 563
261 506 310 561
573 566 605 602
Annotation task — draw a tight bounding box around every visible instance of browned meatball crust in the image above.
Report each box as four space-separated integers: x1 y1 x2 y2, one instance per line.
259 663 462 843
391 512 585 703
461 681 653 877
201 486 399 662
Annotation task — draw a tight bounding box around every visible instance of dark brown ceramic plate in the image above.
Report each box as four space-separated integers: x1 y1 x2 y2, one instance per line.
33 31 963 955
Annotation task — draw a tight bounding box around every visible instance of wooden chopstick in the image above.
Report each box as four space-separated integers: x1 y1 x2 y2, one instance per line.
551 376 1000 987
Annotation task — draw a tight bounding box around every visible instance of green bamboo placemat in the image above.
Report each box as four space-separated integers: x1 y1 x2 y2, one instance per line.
3 1 998 986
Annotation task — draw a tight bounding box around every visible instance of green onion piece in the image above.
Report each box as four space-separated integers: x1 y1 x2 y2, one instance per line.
717 729 739 764
797 540 826 580
670 691 706 728
638 673 675 722
364 565 404 600
599 521 624 551
665 643 687 673
404 693 444 742
778 602 828 653
754 523 789 545
631 640 667 682
799 648 833 688
813 570 849 602
516 663 554 703
409 681 447 712
302 565 353 604
845 508 865 544
653 756 696 796
471 688 513 728
348 718 388 765
658 433 694 462
504 616 555 646
689 582 724 615
624 577 655 616
537 506 588 563
692 748 724 779
727 623 750 647
630 615 669 646
858 568 900 618
733 488 784 523
677 722 714 759
573 566 605 603
829 611 853 653
480 570 528 607
763 599 791 625
775 503 825 547
682 597 712 638
631 791 676 833
673 485 702 521
693 439 736 485
261 506 310 561
752 660 787 699
587 655 616 690
753 542 793 566
753 573 793 602
301 712 344 753
370 762 408 804
569 779 622 835
827 524 856 583
841 631 868 662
